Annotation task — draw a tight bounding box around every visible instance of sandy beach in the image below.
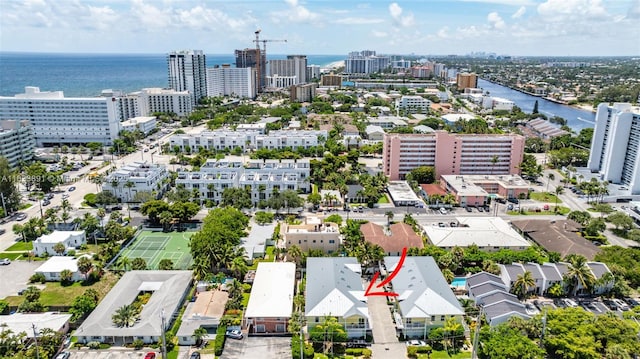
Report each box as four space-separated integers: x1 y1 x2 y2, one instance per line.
323 60 345 69
574 104 596 113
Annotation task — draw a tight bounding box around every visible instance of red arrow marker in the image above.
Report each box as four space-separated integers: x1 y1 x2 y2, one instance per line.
364 247 407 297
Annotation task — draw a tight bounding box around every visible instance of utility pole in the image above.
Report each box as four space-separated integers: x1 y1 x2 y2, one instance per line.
160 310 167 359
471 307 482 359
32 323 40 359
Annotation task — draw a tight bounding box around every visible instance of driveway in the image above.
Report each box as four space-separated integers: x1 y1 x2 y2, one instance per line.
366 285 406 358
68 350 160 359
0 260 41 299
220 337 291 359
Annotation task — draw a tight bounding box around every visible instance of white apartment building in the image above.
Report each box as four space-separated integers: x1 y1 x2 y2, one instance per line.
481 96 515 111
588 103 640 195
0 87 121 146
206 66 256 99
0 120 35 168
120 116 157 135
396 95 431 114
170 130 258 152
169 130 327 152
168 50 208 106
176 158 310 205
137 88 193 117
266 75 297 89
306 65 321 81
102 162 170 202
344 51 390 74
268 55 308 84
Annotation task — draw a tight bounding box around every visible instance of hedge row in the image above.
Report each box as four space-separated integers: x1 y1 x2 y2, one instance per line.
215 325 227 356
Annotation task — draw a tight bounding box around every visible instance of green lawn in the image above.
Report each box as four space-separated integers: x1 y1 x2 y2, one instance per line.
0 252 23 260
377 195 390 204
18 203 33 210
530 192 561 204
508 206 571 216
5 241 33 251
3 272 119 307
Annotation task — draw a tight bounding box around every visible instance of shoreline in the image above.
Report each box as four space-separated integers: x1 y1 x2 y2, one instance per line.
322 60 345 69
482 78 597 114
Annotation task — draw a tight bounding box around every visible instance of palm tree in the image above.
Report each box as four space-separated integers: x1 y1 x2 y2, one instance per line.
117 256 131 271
191 257 210 281
111 304 139 328
192 327 208 347
546 172 555 193
287 245 304 268
97 208 106 232
554 185 564 213
124 181 135 217
564 255 596 296
229 256 248 279
512 270 536 299
293 294 305 312
385 211 394 228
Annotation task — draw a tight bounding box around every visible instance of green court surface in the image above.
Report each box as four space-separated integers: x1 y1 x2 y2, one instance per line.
119 230 194 270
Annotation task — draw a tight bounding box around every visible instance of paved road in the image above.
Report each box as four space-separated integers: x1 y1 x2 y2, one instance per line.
220 337 291 359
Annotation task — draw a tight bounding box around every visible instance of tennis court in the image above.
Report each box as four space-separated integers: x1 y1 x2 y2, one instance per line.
118 230 194 270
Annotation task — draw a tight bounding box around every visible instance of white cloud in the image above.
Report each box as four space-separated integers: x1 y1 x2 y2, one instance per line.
131 0 173 28
333 17 384 25
372 30 388 37
437 26 450 38
279 0 318 23
388 2 415 27
628 0 640 18
512 6 526 18
487 12 506 29
87 6 119 31
459 0 533 4
537 0 609 21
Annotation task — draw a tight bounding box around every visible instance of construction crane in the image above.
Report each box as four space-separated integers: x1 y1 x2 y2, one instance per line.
253 29 287 89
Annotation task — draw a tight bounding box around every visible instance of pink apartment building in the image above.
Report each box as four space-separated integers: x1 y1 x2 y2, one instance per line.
383 132 525 180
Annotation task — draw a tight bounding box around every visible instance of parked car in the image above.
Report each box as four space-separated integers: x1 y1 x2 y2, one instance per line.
0 258 10 265
465 207 473 212
612 298 630 311
406 340 427 347
46 193 54 200
16 213 27 221
144 353 156 359
225 329 243 340
563 298 578 308
42 200 50 206
62 194 69 199
439 207 447 214
477 206 484 212
0 228 5 235
624 297 640 307
507 198 519 204
604 299 619 311
68 186 76 192
347 339 369 348
189 352 201 359
525 303 539 315
55 352 70 359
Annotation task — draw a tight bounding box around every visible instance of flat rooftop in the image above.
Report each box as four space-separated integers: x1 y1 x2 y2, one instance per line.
387 181 421 203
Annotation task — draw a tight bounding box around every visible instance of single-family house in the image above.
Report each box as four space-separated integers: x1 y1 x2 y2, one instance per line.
34 255 92 282
245 262 295 334
384 256 464 340
0 312 72 339
360 222 423 256
177 290 229 345
305 258 370 338
365 125 385 141
33 231 86 256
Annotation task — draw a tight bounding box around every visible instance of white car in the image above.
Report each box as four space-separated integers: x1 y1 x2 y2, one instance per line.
563 298 578 308
0 258 10 265
406 340 427 347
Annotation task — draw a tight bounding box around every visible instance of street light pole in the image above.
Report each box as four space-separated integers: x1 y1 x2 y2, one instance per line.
32 323 40 359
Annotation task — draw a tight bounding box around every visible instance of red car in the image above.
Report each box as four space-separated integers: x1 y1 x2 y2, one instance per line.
144 353 156 359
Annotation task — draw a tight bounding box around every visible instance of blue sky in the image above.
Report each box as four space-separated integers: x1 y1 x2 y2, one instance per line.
1 0 639 56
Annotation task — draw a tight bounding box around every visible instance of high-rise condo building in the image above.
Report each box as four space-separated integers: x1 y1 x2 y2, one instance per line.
268 55 308 84
383 132 525 180
0 87 120 146
456 73 478 90
111 88 193 121
207 66 257 99
344 50 390 74
235 48 265 90
0 120 35 168
588 103 640 195
167 50 207 106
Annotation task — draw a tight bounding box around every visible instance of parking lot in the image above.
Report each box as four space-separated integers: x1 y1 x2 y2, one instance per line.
219 337 291 359
528 297 634 317
0 260 42 298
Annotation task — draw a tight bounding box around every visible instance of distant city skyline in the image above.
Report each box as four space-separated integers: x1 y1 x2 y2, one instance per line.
1 0 639 56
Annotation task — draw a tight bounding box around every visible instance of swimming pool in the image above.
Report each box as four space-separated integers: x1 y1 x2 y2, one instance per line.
451 277 467 287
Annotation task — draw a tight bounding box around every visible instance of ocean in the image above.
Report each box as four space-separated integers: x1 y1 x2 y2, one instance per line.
0 52 345 97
